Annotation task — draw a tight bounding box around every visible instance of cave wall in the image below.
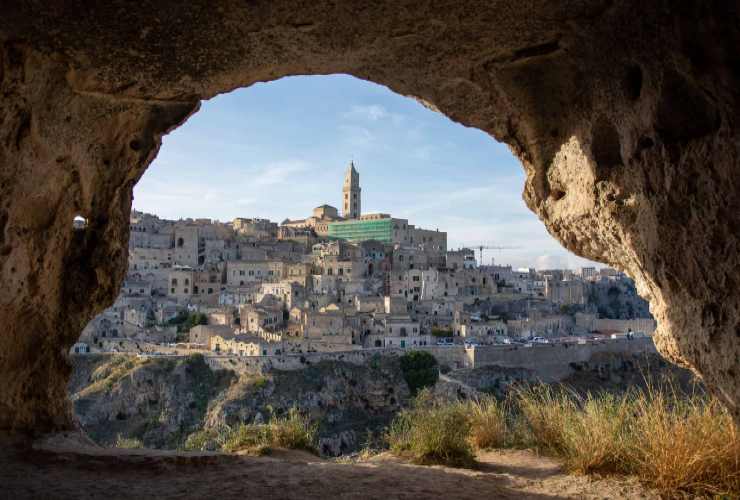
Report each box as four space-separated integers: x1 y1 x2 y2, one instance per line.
0 0 737 433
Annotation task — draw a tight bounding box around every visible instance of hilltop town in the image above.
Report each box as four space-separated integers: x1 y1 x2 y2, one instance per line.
74 163 655 359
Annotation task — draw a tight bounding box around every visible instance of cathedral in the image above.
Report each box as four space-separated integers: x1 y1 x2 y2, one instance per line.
280 161 360 237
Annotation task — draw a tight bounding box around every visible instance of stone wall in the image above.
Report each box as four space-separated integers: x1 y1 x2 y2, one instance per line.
204 338 656 384
575 314 657 335
205 346 472 375
470 337 657 382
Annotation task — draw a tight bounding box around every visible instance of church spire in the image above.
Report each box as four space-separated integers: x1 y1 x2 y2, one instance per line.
342 161 361 219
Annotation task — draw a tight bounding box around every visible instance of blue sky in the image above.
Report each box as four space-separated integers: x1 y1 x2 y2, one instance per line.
135 74 600 270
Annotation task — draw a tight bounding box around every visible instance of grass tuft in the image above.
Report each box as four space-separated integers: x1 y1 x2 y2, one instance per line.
114 434 144 449
184 407 317 455
386 389 474 467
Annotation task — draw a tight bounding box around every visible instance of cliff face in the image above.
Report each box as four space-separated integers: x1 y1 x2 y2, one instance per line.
70 355 234 449
445 352 698 398
70 354 409 455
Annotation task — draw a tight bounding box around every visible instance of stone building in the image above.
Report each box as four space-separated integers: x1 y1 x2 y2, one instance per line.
226 260 285 286
544 277 586 306
232 217 278 240
189 324 236 346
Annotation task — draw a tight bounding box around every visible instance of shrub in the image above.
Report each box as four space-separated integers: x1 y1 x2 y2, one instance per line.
399 351 439 396
186 408 318 455
222 423 272 455
269 407 317 451
252 376 269 390
183 427 231 452
387 390 474 467
115 434 144 449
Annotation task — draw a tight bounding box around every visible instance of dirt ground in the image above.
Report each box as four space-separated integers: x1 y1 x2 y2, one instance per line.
1 432 657 499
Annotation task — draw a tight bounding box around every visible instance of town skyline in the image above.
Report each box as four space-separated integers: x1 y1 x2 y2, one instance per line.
134 74 602 270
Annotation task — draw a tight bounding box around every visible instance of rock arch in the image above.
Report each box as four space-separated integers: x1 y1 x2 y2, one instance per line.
0 1 738 433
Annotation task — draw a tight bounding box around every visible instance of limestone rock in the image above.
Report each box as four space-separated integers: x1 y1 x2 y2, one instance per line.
0 1 738 432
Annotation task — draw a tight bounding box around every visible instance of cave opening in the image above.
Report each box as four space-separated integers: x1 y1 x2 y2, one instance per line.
69 74 629 451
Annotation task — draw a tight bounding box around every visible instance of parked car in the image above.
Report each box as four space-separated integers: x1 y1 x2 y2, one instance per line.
532 336 549 344
463 339 480 347
436 337 454 346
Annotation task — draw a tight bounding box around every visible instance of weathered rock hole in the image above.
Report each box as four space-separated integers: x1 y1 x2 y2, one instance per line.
591 118 623 169
635 136 654 155
550 189 566 201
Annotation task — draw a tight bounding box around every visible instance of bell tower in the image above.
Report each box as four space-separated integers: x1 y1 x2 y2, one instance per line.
342 161 361 219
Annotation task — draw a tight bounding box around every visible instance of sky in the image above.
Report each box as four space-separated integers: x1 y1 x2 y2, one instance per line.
134 74 602 270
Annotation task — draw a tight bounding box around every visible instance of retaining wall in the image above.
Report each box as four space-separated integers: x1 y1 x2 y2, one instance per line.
203 337 656 381
470 337 656 381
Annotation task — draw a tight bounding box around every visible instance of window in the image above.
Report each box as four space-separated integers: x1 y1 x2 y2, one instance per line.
170 288 175 294
184 278 190 285
171 278 178 286
184 288 189 294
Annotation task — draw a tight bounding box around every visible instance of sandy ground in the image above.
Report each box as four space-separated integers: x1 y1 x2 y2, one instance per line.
1 432 657 499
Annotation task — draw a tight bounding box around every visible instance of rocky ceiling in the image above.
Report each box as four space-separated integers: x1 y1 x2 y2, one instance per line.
0 0 738 433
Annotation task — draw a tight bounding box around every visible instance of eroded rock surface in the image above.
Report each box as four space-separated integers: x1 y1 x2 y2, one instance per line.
69 354 408 455
0 1 738 432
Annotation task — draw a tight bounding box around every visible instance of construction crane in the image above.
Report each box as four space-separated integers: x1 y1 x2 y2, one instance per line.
471 244 522 266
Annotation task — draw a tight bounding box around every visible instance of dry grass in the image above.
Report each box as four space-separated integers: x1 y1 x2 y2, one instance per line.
78 356 145 397
512 384 739 497
627 390 739 496
114 434 144 449
385 384 738 496
185 408 317 455
386 390 474 467
466 397 508 450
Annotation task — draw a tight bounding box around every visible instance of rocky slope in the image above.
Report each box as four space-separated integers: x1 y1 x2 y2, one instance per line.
70 350 697 457
69 354 409 455
70 355 234 449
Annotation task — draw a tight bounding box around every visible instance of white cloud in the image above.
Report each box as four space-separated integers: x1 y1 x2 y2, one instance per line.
344 104 388 121
251 160 311 186
535 254 567 270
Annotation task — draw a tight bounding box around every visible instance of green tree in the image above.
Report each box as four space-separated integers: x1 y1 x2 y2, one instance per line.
399 351 439 396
